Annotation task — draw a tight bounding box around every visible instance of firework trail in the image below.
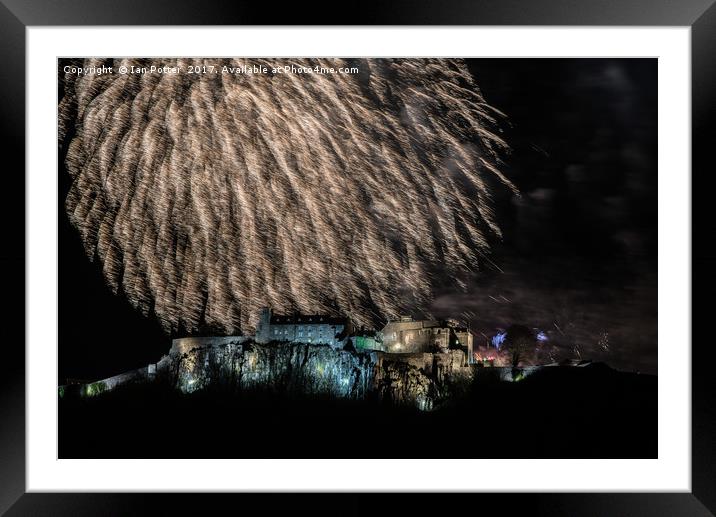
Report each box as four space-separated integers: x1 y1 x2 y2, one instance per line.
59 58 514 334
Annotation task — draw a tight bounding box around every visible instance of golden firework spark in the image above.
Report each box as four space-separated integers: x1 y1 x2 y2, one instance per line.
59 58 515 334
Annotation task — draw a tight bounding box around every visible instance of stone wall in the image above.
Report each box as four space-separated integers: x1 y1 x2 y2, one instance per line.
254 308 346 347
60 364 157 398
261 322 345 347
351 334 384 352
380 319 473 356
380 319 441 353
170 336 250 355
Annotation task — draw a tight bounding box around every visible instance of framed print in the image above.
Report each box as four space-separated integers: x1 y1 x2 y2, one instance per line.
54 54 664 461
2 1 714 515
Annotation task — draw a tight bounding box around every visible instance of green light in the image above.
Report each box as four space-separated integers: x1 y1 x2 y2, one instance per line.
84 381 107 397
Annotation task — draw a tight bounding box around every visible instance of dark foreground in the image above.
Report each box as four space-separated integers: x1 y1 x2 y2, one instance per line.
59 363 656 458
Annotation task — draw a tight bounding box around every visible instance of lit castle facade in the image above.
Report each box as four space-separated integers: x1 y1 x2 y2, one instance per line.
253 307 473 359
379 315 473 356
255 308 349 348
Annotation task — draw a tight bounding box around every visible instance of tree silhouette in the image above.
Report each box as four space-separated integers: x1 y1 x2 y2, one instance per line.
503 324 535 368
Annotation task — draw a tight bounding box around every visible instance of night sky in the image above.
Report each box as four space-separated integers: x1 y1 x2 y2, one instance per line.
59 58 657 381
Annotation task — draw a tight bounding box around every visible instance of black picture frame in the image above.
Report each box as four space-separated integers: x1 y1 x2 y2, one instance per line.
2 1 712 515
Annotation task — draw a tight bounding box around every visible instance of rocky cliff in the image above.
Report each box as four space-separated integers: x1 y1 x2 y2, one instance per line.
159 341 475 411
62 339 544 410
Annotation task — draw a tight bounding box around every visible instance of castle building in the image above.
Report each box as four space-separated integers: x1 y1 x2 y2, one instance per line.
379 316 473 357
254 308 473 358
255 307 349 349
346 329 384 352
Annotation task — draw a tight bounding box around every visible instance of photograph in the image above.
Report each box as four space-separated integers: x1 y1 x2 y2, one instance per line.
57 57 657 459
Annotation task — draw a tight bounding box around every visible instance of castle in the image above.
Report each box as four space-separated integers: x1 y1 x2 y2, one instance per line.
253 307 473 359
379 315 473 356
255 307 348 348
61 307 560 406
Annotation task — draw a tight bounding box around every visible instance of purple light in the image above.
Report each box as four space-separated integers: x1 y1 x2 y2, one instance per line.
492 331 507 349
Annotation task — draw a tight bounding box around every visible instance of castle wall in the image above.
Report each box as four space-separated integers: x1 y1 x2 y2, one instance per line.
63 364 157 398
381 320 468 354
170 336 250 356
255 308 345 347
265 322 345 347
381 320 435 352
454 329 474 362
352 335 383 352
255 308 272 343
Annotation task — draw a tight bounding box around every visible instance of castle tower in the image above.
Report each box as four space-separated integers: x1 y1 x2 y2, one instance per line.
255 307 272 343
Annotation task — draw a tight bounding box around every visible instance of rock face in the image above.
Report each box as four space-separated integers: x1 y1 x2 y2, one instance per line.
159 341 474 411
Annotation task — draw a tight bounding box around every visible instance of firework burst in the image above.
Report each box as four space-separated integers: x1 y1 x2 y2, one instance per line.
59 58 514 334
